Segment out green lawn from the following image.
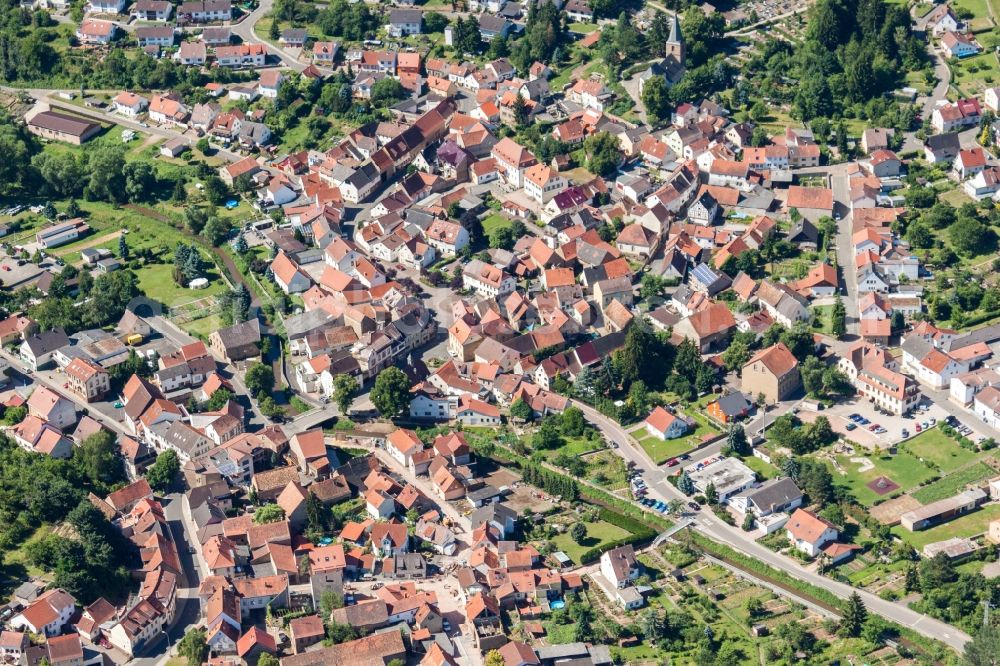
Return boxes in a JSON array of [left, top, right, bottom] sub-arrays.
[[829, 451, 938, 506], [182, 313, 226, 339], [136, 262, 227, 307], [903, 429, 981, 473], [482, 214, 512, 235], [630, 426, 693, 464], [568, 22, 599, 33], [950, 52, 1000, 98], [549, 520, 632, 564], [892, 503, 1000, 550], [743, 454, 781, 480], [911, 462, 995, 504], [811, 304, 835, 336], [630, 412, 721, 464]]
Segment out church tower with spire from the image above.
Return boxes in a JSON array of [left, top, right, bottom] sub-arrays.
[[665, 12, 684, 65]]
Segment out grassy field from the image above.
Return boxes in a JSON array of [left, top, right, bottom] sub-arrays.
[[892, 503, 1000, 549], [950, 52, 1000, 98], [549, 520, 632, 563], [903, 429, 981, 473], [568, 22, 599, 33], [911, 462, 995, 504], [630, 412, 721, 464], [136, 262, 227, 307], [829, 451, 938, 505]]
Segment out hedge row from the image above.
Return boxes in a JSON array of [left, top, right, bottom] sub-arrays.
[[576, 507, 660, 564], [598, 507, 657, 539]]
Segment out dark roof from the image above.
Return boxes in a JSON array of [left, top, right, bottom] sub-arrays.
[[787, 218, 818, 243], [28, 111, 100, 138], [925, 132, 960, 152]]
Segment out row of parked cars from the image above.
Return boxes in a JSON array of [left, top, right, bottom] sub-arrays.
[[846, 413, 887, 435]]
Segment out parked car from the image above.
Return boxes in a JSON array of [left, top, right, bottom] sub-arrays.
[[687, 502, 701, 511], [845, 423, 857, 431], [666, 458, 679, 467], [902, 429, 909, 438]]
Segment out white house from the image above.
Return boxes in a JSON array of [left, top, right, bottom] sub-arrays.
[[599, 545, 640, 588], [462, 259, 515, 298], [785, 508, 838, 558], [114, 92, 149, 117], [10, 589, 76, 637], [642, 406, 688, 441], [269, 252, 311, 294]]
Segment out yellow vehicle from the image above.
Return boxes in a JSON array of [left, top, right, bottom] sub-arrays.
[[126, 334, 144, 346]]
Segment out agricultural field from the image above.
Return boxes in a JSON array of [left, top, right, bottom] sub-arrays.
[[911, 462, 996, 504]]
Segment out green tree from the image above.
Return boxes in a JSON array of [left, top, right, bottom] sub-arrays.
[[950, 216, 996, 256], [509, 397, 534, 421], [146, 449, 179, 492], [560, 406, 586, 437], [831, 295, 846, 339], [583, 132, 622, 178], [370, 367, 410, 416], [485, 652, 505, 666], [370, 78, 406, 105], [254, 503, 285, 524], [570, 521, 587, 544], [726, 424, 750, 456], [704, 482, 718, 505], [245, 362, 275, 397], [178, 628, 208, 666], [963, 625, 1000, 666], [641, 76, 671, 124], [203, 216, 230, 246], [201, 175, 229, 206], [74, 430, 123, 490], [320, 589, 345, 617], [677, 471, 694, 495], [839, 592, 867, 637], [331, 374, 358, 415]]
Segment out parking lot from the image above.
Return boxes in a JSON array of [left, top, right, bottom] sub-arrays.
[[801, 394, 977, 450]]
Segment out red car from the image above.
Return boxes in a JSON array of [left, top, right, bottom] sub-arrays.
[[666, 458, 679, 467]]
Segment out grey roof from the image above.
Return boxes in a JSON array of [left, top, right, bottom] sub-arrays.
[[925, 132, 960, 152], [155, 420, 211, 457], [690, 263, 731, 293], [389, 8, 422, 23], [900, 335, 933, 361], [215, 319, 261, 350], [469, 502, 516, 527], [787, 218, 818, 244], [284, 309, 335, 340], [466, 485, 504, 502], [745, 477, 802, 513], [23, 328, 69, 356], [714, 391, 751, 417], [535, 644, 612, 665]]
